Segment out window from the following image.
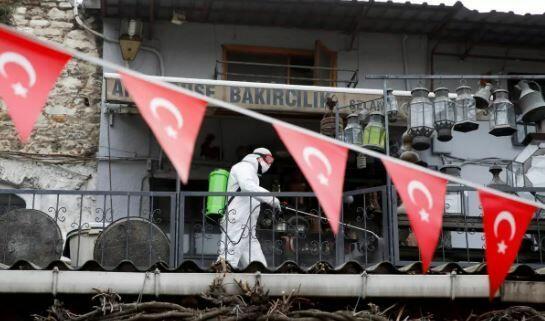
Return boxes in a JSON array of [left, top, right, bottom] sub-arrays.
[[220, 41, 338, 86]]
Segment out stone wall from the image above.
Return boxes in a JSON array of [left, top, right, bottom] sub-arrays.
[[0, 0, 101, 191], [0, 0, 102, 237]]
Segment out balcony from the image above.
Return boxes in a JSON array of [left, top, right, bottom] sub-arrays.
[[1, 186, 545, 270], [214, 60, 359, 88]]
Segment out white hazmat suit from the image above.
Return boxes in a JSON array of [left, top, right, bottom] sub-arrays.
[[218, 148, 280, 268]]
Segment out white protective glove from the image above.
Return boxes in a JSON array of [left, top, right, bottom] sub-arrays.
[[271, 197, 282, 211]]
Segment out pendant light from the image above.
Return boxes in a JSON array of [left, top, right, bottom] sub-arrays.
[[408, 87, 434, 150]]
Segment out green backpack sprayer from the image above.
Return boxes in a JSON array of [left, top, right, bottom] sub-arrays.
[[205, 169, 231, 220]]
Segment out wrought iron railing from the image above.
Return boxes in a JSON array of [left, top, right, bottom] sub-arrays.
[[214, 60, 359, 88], [394, 186, 545, 267], [0, 187, 387, 269], [2, 186, 545, 269]]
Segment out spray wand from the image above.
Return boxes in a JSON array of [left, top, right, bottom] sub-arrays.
[[280, 204, 382, 240]]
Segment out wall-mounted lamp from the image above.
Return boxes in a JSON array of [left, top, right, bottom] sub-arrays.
[[119, 19, 143, 61]]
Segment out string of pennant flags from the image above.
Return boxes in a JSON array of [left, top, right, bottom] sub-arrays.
[[0, 23, 542, 298]]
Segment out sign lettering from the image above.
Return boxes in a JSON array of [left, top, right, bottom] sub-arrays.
[[105, 75, 406, 119]]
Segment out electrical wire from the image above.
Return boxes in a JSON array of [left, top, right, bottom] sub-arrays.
[[73, 3, 165, 76]]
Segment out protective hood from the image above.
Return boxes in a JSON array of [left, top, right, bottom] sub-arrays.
[[241, 153, 270, 174]]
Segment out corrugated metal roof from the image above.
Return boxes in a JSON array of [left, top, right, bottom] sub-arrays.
[[94, 0, 545, 48], [4, 259, 545, 280]]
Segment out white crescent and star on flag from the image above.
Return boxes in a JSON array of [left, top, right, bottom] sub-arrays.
[[149, 97, 184, 139], [407, 180, 433, 223], [0, 51, 37, 98], [302, 146, 332, 186], [493, 210, 517, 255]]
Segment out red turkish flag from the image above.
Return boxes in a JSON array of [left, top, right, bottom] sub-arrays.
[[273, 124, 348, 234], [120, 73, 207, 183], [479, 190, 536, 299], [382, 159, 447, 272], [0, 26, 71, 142]]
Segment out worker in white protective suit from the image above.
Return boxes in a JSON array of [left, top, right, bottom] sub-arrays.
[[218, 147, 281, 268]]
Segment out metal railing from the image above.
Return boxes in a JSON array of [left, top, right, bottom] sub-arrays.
[[2, 185, 545, 269], [214, 60, 359, 88], [0, 187, 387, 269], [394, 186, 545, 267]]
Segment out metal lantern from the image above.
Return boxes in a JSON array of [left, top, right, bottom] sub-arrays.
[[453, 85, 478, 132], [320, 96, 343, 138], [515, 80, 545, 123], [487, 164, 509, 190], [356, 153, 367, 169], [474, 82, 494, 109], [362, 111, 386, 152], [344, 113, 363, 145], [433, 87, 456, 142], [386, 89, 399, 122], [119, 19, 143, 61], [489, 89, 516, 137], [399, 130, 420, 163], [408, 87, 434, 150]]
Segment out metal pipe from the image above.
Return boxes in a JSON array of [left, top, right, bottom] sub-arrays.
[[383, 80, 395, 262], [0, 270, 541, 302], [401, 35, 410, 90], [282, 205, 381, 239], [215, 71, 349, 85], [217, 60, 356, 72], [434, 52, 545, 64], [367, 74, 545, 80]]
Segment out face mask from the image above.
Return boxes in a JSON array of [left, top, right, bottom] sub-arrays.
[[258, 158, 271, 174]]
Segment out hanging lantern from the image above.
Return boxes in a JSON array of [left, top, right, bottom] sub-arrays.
[[356, 153, 367, 169], [358, 107, 369, 123], [407, 87, 434, 150], [516, 80, 545, 123], [362, 111, 386, 152], [320, 96, 343, 138], [487, 164, 510, 190], [474, 82, 494, 109], [489, 89, 516, 137], [453, 85, 478, 132], [433, 87, 456, 142], [386, 89, 399, 122], [344, 113, 363, 145], [399, 130, 420, 163]]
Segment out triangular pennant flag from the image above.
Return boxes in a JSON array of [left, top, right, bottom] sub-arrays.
[[0, 26, 71, 142], [273, 124, 348, 234], [382, 159, 447, 272], [478, 190, 536, 299], [120, 72, 207, 183]]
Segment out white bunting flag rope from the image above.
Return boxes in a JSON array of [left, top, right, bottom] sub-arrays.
[[4, 23, 545, 287]]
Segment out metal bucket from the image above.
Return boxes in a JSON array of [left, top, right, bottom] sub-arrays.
[[66, 222, 105, 267]]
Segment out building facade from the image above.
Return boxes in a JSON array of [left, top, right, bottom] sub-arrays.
[[2, 0, 545, 274]]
